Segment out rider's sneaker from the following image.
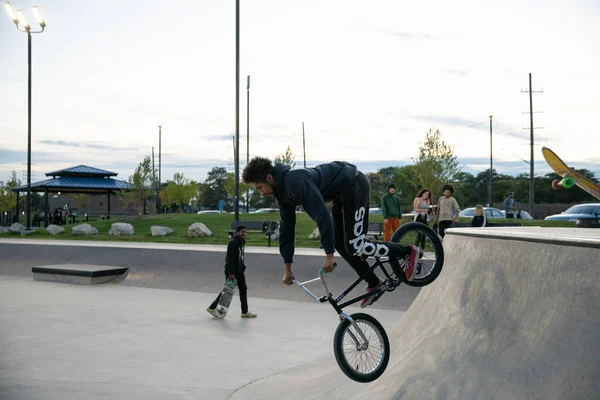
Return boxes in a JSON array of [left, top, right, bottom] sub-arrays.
[[360, 280, 383, 309], [241, 311, 257, 318], [206, 307, 221, 318], [403, 245, 419, 282]]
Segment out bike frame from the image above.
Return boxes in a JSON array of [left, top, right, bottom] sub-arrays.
[[294, 257, 399, 315]]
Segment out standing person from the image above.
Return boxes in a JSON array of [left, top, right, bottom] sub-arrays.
[[503, 192, 517, 219], [433, 184, 461, 238], [381, 184, 402, 242], [242, 157, 419, 309], [471, 205, 487, 227], [412, 189, 433, 225], [207, 225, 257, 319], [412, 188, 433, 248]]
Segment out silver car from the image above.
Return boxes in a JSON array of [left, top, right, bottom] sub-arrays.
[[544, 203, 600, 221], [459, 207, 506, 219]]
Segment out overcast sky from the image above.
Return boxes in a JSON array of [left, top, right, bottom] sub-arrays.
[[1, 0, 598, 186]]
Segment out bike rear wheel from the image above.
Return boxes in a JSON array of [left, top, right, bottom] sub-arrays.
[[333, 313, 390, 383], [391, 222, 444, 287]]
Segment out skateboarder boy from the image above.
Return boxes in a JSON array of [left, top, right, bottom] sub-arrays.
[[207, 225, 257, 318]]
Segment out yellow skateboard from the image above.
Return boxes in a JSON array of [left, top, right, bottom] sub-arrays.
[[541, 147, 600, 200]]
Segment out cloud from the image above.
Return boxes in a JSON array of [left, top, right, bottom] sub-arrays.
[[445, 68, 468, 77], [205, 134, 234, 141], [38, 140, 135, 151], [366, 27, 435, 40]]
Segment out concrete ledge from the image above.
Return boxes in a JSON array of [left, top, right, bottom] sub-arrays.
[[446, 227, 600, 249], [32, 264, 129, 285]]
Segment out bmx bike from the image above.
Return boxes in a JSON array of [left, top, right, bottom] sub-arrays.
[[293, 222, 444, 383]]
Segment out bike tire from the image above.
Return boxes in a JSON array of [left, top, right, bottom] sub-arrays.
[[391, 222, 444, 287], [333, 312, 390, 383]]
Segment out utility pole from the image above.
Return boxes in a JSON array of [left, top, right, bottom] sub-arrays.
[[302, 122, 306, 168], [521, 73, 543, 218], [488, 115, 493, 207], [246, 75, 250, 213], [152, 146, 156, 211], [234, 0, 240, 221], [158, 125, 162, 213]]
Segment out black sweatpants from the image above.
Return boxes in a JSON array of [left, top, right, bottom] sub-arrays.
[[209, 270, 248, 314], [332, 172, 408, 288], [438, 220, 453, 238]]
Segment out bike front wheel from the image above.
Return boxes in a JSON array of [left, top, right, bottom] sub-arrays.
[[391, 222, 444, 287], [333, 313, 390, 383]]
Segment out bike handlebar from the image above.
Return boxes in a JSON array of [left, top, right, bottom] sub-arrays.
[[318, 262, 337, 276]]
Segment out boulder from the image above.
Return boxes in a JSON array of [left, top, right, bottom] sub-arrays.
[[72, 223, 99, 236], [109, 222, 134, 235], [151, 226, 174, 237], [46, 225, 65, 236], [188, 222, 213, 237], [309, 227, 320, 239], [10, 223, 25, 233]]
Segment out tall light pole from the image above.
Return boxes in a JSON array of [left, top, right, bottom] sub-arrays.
[[488, 115, 493, 207], [234, 0, 240, 221], [4, 2, 46, 231], [158, 125, 162, 213], [246, 74, 250, 213]]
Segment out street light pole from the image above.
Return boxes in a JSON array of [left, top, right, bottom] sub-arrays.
[[234, 0, 240, 221], [489, 115, 493, 207], [4, 3, 45, 231], [246, 74, 250, 213]]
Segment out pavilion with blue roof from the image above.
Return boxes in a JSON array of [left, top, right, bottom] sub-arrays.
[[12, 165, 133, 227]]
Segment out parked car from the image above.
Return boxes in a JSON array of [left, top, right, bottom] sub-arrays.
[[544, 203, 600, 221], [369, 207, 382, 215], [197, 210, 226, 214], [459, 207, 506, 220], [254, 208, 279, 213]]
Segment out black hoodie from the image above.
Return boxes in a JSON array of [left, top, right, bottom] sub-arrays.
[[273, 161, 358, 263]]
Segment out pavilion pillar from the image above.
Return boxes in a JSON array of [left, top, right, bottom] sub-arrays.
[[44, 190, 49, 228], [107, 192, 111, 219], [15, 192, 20, 223]]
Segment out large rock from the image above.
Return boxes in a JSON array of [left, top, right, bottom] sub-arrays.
[[46, 225, 65, 236], [72, 223, 99, 236], [188, 222, 212, 237], [308, 227, 320, 239], [151, 226, 174, 237], [109, 222, 134, 236], [10, 223, 25, 233]]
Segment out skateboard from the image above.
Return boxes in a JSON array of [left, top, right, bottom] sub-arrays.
[[215, 278, 237, 318], [541, 147, 600, 200]]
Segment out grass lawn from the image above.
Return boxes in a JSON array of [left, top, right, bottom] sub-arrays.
[[1, 212, 577, 248]]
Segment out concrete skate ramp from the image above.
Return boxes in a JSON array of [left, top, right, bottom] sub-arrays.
[[231, 228, 600, 400]]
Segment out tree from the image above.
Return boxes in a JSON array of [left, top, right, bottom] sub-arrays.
[[71, 193, 89, 214], [203, 167, 228, 210], [160, 173, 198, 212], [224, 172, 252, 209], [0, 171, 21, 212], [413, 129, 460, 199], [124, 156, 154, 214], [274, 146, 296, 169]]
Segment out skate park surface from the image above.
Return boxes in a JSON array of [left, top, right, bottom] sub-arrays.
[[0, 227, 599, 399]]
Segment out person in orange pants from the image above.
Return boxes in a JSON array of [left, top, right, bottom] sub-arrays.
[[381, 184, 402, 242]]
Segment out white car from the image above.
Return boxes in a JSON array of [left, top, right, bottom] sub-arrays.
[[459, 207, 506, 220]]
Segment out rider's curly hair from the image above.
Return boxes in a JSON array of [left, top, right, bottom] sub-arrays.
[[242, 156, 274, 184]]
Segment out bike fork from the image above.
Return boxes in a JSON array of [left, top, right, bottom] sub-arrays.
[[339, 312, 369, 350]]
